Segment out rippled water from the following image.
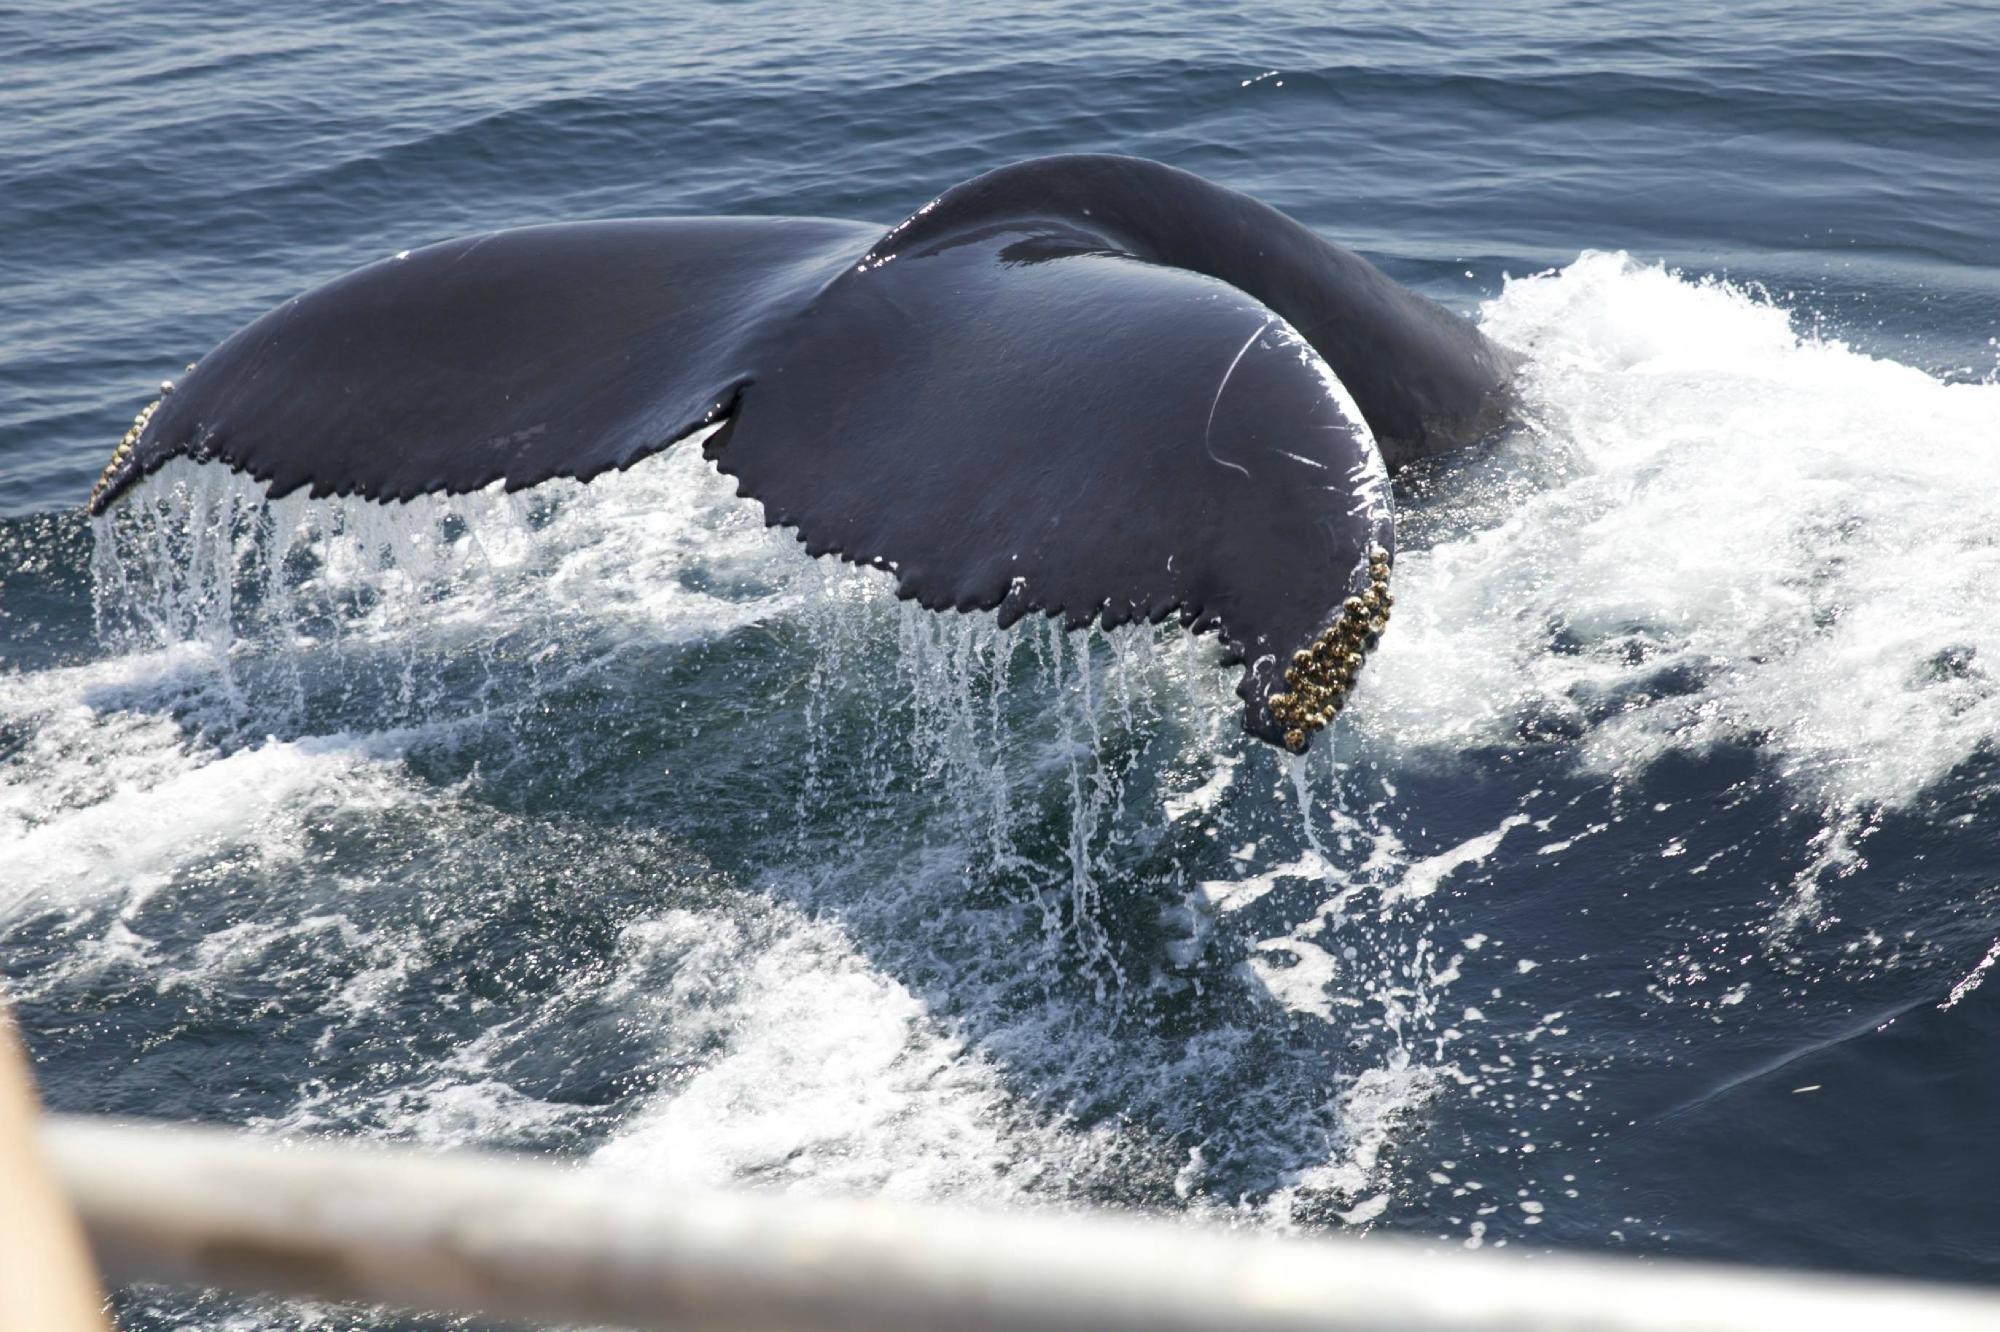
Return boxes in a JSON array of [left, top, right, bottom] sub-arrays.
[[3, 3, 1998, 1326]]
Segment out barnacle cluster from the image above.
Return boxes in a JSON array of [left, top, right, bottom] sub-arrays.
[[1269, 545, 1392, 752], [88, 376, 178, 513]]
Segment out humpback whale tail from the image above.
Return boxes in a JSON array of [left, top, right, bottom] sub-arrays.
[[87, 155, 1513, 751]]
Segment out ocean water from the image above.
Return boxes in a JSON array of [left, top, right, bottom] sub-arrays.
[[3, 1, 1998, 1325]]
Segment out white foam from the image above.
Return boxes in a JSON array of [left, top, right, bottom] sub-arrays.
[[1198, 850, 1327, 915], [1361, 251, 2000, 810], [590, 903, 1100, 1203], [1383, 816, 1529, 907], [0, 652, 416, 928], [1941, 936, 2000, 1011], [1261, 1056, 1440, 1232], [1164, 752, 1241, 823]]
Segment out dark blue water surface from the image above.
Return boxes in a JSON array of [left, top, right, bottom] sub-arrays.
[[4, 3, 1999, 1326]]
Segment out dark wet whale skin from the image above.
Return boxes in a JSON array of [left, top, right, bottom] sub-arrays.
[[90, 155, 1514, 749], [865, 157, 1515, 467]]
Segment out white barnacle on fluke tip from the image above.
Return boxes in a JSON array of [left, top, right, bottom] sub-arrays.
[[1267, 545, 1394, 752]]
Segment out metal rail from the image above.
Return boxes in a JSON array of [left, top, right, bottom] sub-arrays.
[[41, 1116, 2000, 1332]]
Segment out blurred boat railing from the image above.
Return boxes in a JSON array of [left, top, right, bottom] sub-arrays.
[[41, 1115, 2000, 1332]]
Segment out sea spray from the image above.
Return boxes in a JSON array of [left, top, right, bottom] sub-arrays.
[[69, 406, 1494, 1237], [1376, 252, 2000, 816], [91, 453, 1237, 975]]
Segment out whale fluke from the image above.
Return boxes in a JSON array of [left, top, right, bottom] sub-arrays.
[[88, 155, 1513, 750]]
